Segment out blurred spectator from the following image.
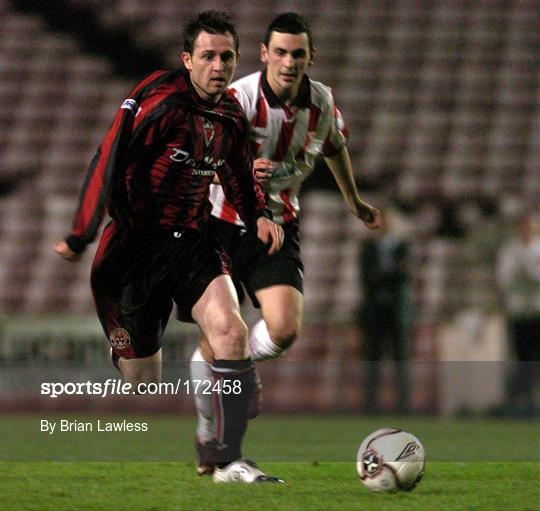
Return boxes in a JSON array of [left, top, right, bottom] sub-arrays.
[[436, 199, 466, 238], [496, 211, 540, 417], [357, 206, 413, 414], [0, 171, 34, 196]]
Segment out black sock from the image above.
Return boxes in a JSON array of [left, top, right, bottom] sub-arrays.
[[210, 359, 255, 465]]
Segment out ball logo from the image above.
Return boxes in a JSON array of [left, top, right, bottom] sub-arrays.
[[362, 450, 382, 476], [396, 441, 419, 461], [109, 328, 131, 350]]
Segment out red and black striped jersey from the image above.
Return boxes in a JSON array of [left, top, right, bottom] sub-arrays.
[[210, 71, 348, 226], [66, 69, 268, 253]]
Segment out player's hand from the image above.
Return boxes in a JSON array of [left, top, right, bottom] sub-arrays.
[[254, 158, 274, 184], [256, 217, 284, 254], [356, 204, 383, 230], [54, 240, 81, 262]]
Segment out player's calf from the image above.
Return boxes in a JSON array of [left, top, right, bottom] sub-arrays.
[[210, 359, 256, 464]]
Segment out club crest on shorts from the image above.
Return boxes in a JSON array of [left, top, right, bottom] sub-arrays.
[[109, 328, 131, 350]]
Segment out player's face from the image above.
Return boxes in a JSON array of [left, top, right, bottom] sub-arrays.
[[261, 31, 312, 101], [182, 31, 238, 103]]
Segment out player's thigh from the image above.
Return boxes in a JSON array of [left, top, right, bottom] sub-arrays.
[[256, 285, 304, 338], [191, 274, 247, 357], [92, 256, 171, 360], [245, 226, 304, 337], [112, 286, 171, 358]]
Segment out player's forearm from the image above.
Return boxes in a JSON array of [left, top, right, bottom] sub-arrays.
[[324, 147, 370, 214]]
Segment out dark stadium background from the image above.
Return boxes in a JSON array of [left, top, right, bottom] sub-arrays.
[[1, 0, 538, 432]]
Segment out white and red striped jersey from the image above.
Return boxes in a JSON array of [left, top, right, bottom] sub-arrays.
[[210, 71, 348, 225]]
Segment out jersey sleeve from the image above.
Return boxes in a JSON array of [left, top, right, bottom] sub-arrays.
[[320, 92, 349, 157], [65, 71, 169, 253], [65, 101, 139, 253]]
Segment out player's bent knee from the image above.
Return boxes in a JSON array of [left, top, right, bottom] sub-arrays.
[[209, 315, 248, 359], [222, 317, 248, 344], [268, 326, 298, 351]]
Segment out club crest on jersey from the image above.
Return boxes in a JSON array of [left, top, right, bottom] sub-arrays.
[[203, 119, 215, 147], [109, 328, 131, 350]]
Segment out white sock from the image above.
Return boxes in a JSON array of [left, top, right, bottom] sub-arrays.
[[190, 347, 215, 442], [248, 319, 285, 362]]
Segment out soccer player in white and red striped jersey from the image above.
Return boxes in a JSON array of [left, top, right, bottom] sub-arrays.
[[191, 12, 382, 475]]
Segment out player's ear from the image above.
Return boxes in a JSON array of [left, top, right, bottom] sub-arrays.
[[308, 47, 315, 66], [260, 43, 268, 64], [182, 52, 192, 71]]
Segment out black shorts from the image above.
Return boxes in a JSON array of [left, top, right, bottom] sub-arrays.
[[208, 216, 304, 308], [91, 222, 229, 359]]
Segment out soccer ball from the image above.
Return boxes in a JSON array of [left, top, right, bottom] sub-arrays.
[[356, 428, 426, 492]]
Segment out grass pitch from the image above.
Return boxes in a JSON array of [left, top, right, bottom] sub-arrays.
[[1, 414, 539, 510]]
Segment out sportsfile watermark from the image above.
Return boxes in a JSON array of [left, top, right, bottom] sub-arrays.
[[1, 361, 538, 462], [40, 378, 242, 399]]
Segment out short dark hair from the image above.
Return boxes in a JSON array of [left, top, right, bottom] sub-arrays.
[[183, 11, 239, 54], [263, 12, 314, 53]]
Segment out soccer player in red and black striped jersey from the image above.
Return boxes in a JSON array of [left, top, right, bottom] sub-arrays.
[[190, 12, 383, 475], [55, 11, 284, 483]]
